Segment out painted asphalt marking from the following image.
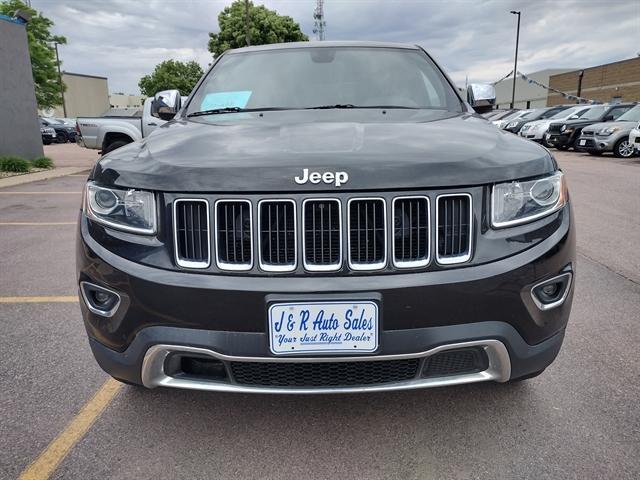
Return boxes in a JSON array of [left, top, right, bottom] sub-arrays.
[[0, 296, 78, 303], [0, 222, 76, 226], [0, 191, 82, 195], [17, 378, 123, 480]]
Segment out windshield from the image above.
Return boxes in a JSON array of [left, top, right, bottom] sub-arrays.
[[617, 105, 640, 122], [580, 106, 607, 120], [550, 107, 580, 120], [187, 47, 462, 115]]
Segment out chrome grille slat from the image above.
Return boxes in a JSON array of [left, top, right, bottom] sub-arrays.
[[259, 199, 296, 272], [215, 200, 253, 270], [173, 199, 210, 269], [436, 194, 472, 265], [393, 196, 430, 268], [173, 193, 473, 272], [303, 199, 341, 271], [348, 198, 386, 270]]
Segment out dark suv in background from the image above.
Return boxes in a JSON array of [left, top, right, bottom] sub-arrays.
[[546, 103, 635, 150], [503, 105, 572, 134], [39, 117, 77, 143], [77, 42, 575, 394]]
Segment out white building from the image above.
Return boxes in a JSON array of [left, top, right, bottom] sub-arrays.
[[494, 68, 577, 109]]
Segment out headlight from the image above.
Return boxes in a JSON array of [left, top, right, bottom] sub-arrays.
[[521, 124, 530, 131], [84, 182, 156, 234], [506, 121, 518, 129], [597, 126, 620, 136], [491, 171, 568, 228]]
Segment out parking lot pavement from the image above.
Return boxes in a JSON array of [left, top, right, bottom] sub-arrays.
[[43, 143, 99, 169], [1, 152, 639, 479]]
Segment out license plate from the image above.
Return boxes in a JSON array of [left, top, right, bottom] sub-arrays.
[[268, 301, 378, 355], [579, 139, 586, 146]]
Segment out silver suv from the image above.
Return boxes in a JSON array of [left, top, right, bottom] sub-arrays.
[[576, 105, 640, 158]]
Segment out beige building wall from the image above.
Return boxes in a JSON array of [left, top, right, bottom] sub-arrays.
[[547, 58, 640, 106], [48, 72, 110, 118], [109, 94, 145, 109], [494, 68, 577, 109]]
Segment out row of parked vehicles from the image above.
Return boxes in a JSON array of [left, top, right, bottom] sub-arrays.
[[485, 103, 640, 158], [39, 117, 77, 144]]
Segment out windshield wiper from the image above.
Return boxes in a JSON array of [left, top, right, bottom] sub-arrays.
[[187, 107, 292, 117], [306, 104, 421, 110], [307, 104, 357, 110]]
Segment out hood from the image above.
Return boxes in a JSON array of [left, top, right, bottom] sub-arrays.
[[93, 109, 556, 193], [582, 120, 636, 133]]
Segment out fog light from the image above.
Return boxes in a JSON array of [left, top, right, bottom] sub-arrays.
[[531, 272, 572, 311], [80, 281, 121, 317]]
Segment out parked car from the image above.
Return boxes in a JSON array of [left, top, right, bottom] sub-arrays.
[[493, 109, 532, 129], [77, 42, 575, 394], [40, 117, 76, 143], [54, 117, 77, 127], [629, 121, 640, 155], [76, 96, 186, 154], [575, 105, 640, 157], [482, 109, 509, 119], [486, 108, 518, 122], [40, 125, 56, 145], [519, 106, 593, 145], [504, 105, 572, 134], [546, 103, 635, 150]]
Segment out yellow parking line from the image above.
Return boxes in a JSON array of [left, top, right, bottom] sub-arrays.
[[0, 191, 82, 195], [18, 378, 123, 480], [0, 222, 76, 226], [0, 296, 78, 303]]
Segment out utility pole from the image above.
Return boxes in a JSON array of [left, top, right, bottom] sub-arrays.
[[510, 10, 521, 109], [313, 0, 326, 41], [576, 70, 584, 103], [53, 41, 67, 117], [244, 0, 251, 46]]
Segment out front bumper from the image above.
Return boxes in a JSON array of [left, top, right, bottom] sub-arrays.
[[546, 132, 575, 148], [575, 135, 616, 152], [77, 202, 575, 392]]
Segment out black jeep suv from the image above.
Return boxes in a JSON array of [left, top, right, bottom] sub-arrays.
[[546, 103, 634, 150], [77, 42, 575, 394]]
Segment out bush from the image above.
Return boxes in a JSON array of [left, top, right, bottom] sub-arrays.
[[0, 156, 31, 173], [31, 156, 54, 169]]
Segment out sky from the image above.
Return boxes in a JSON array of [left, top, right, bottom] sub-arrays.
[[29, 0, 640, 95]]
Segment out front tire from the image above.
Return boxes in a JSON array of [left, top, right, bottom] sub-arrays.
[[56, 131, 68, 143], [103, 139, 130, 154], [614, 138, 634, 158]]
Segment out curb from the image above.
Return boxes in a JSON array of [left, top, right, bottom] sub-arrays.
[[0, 167, 90, 189]]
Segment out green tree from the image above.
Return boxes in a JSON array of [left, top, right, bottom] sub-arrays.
[[0, 0, 66, 109], [208, 0, 308, 57], [138, 60, 204, 96]]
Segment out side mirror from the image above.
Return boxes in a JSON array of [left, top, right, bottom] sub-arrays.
[[467, 84, 496, 114], [151, 89, 181, 121], [603, 114, 614, 122], [569, 115, 579, 120]]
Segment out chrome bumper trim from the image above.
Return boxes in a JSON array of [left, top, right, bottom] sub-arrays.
[[141, 339, 511, 394]]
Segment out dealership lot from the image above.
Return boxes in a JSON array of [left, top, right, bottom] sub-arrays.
[[0, 151, 638, 479]]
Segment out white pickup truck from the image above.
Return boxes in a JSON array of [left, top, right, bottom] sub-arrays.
[[76, 95, 186, 153]]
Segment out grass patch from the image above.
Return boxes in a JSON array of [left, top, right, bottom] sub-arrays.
[[31, 156, 54, 169], [0, 156, 31, 173]]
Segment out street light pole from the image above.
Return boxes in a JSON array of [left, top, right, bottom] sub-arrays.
[[510, 10, 521, 109], [244, 0, 251, 46], [53, 41, 67, 117]]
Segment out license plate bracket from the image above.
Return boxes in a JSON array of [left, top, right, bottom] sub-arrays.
[[268, 301, 379, 355]]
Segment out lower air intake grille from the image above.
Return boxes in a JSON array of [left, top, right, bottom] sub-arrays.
[[303, 199, 341, 270], [349, 198, 386, 269], [230, 359, 419, 387], [259, 200, 296, 271], [216, 200, 252, 270], [174, 199, 210, 268], [422, 348, 488, 378], [393, 196, 430, 267], [437, 194, 472, 264]]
